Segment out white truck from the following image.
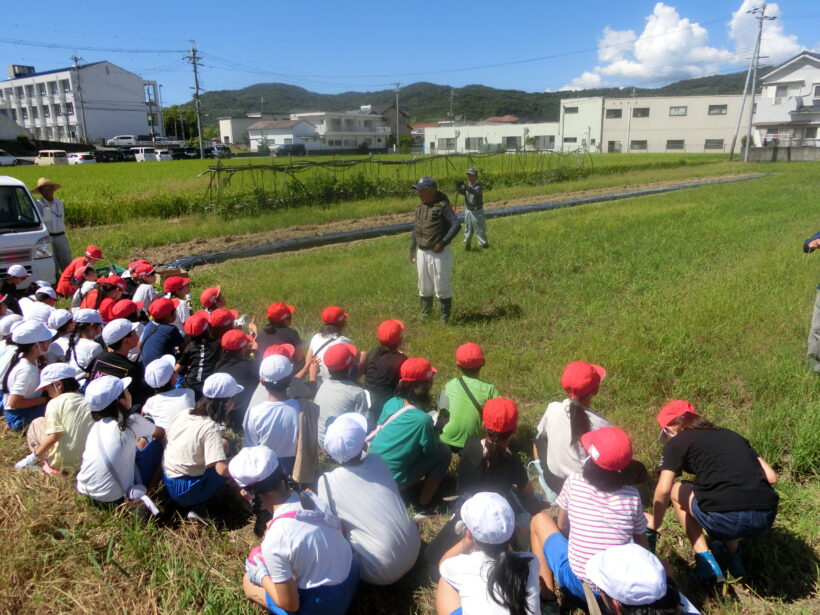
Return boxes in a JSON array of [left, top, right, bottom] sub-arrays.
[[0, 176, 56, 285]]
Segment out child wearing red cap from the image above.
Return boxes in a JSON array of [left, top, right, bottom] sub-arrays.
[[139, 298, 185, 369], [80, 276, 125, 322], [69, 264, 98, 308], [439, 342, 500, 452], [163, 276, 192, 333], [363, 319, 407, 418], [314, 343, 372, 441], [256, 302, 305, 373], [295, 306, 357, 387], [176, 311, 220, 399], [530, 427, 650, 609], [215, 329, 257, 430], [648, 401, 778, 584], [55, 245, 103, 297], [532, 361, 610, 501], [131, 263, 162, 312], [200, 286, 225, 312]]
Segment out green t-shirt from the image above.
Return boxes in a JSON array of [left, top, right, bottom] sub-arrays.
[[44, 392, 94, 471], [439, 376, 500, 448], [370, 396, 438, 486]]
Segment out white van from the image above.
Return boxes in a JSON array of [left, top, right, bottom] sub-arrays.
[[131, 147, 157, 162], [0, 176, 57, 285], [106, 135, 137, 146], [34, 150, 69, 166]]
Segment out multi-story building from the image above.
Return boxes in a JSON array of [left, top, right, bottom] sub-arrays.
[[423, 120, 559, 154], [291, 106, 391, 150], [0, 62, 159, 144], [218, 112, 290, 146]]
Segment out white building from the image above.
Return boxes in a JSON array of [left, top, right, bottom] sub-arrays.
[[247, 119, 318, 151], [219, 112, 290, 146], [753, 51, 820, 147], [0, 62, 159, 144], [291, 107, 390, 150], [423, 121, 559, 154]]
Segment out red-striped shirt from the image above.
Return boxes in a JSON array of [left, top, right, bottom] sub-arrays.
[[556, 473, 646, 586]]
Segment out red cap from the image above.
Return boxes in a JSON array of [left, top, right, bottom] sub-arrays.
[[321, 305, 348, 325], [128, 258, 149, 271], [263, 343, 295, 360], [133, 263, 155, 279], [163, 276, 189, 294], [221, 329, 253, 351], [200, 286, 222, 308], [455, 342, 485, 369], [0, 293, 7, 303], [111, 299, 141, 319], [377, 319, 405, 346], [85, 245, 102, 260], [323, 343, 356, 371], [73, 264, 93, 282], [184, 312, 210, 337], [148, 297, 175, 320], [266, 302, 295, 323], [657, 400, 697, 429], [400, 357, 437, 382], [483, 397, 518, 433], [561, 361, 606, 399], [209, 307, 238, 328], [581, 427, 633, 471], [105, 275, 126, 291]]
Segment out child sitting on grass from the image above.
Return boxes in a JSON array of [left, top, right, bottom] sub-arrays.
[[363, 319, 407, 419]]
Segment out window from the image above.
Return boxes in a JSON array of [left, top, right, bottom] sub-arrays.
[[10, 109, 16, 121], [804, 127, 817, 139], [15, 86, 23, 98], [704, 139, 724, 150], [48, 82, 56, 95], [465, 137, 482, 151], [25, 85, 34, 97], [330, 119, 341, 130], [21, 108, 28, 120], [708, 105, 727, 115], [65, 102, 74, 115], [563, 137, 577, 143], [669, 106, 687, 116], [533, 135, 555, 149], [666, 139, 684, 150], [60, 79, 70, 92], [43, 106, 49, 118], [284, 138, 292, 144], [53, 104, 61, 116], [504, 136, 521, 149], [30, 107, 38, 119], [630, 140, 648, 150], [632, 107, 650, 118], [38, 83, 46, 95], [607, 141, 622, 153], [605, 109, 622, 119], [437, 137, 455, 150], [564, 106, 579, 114], [813, 85, 820, 98]]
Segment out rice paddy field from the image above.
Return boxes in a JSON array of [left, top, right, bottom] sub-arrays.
[[0, 154, 817, 614]]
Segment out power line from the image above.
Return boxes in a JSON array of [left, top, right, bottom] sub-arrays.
[[0, 35, 185, 53]]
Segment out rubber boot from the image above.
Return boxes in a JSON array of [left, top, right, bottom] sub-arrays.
[[439, 298, 452, 324], [419, 296, 433, 320], [694, 551, 726, 584]]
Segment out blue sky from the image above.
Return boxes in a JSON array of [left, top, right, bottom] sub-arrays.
[[2, 1, 818, 105]]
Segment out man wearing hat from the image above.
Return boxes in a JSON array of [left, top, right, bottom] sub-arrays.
[[32, 178, 71, 272], [455, 168, 488, 251], [410, 177, 461, 323], [804, 230, 820, 373]]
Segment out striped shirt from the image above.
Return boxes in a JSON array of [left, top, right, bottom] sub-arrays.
[[556, 472, 646, 587]]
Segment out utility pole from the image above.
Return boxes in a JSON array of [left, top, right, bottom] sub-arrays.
[[728, 51, 754, 161], [186, 40, 205, 159], [178, 108, 186, 141], [393, 81, 400, 154], [260, 96, 264, 115], [743, 4, 775, 162], [70, 55, 87, 144], [145, 85, 156, 143], [448, 88, 455, 121]]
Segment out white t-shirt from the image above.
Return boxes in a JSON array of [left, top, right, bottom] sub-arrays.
[[68, 338, 103, 374], [316, 454, 420, 585], [314, 378, 371, 446], [162, 411, 226, 478], [76, 414, 156, 502], [261, 492, 353, 589], [142, 388, 195, 430], [20, 300, 54, 323], [132, 284, 161, 313], [536, 399, 610, 479], [48, 335, 70, 364], [308, 333, 353, 384], [172, 299, 192, 334], [3, 356, 40, 409], [440, 550, 540, 615], [244, 399, 300, 457], [127, 322, 146, 362]]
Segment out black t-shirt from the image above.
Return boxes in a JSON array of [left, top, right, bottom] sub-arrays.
[[178, 340, 220, 394], [216, 356, 257, 413], [256, 326, 304, 372], [364, 346, 406, 414], [89, 351, 151, 406], [658, 428, 778, 512], [457, 437, 529, 507]]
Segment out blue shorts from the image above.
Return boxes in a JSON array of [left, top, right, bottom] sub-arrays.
[[542, 533, 589, 608], [265, 558, 360, 615], [162, 467, 227, 508], [690, 498, 777, 541], [135, 439, 163, 485], [4, 402, 47, 432]]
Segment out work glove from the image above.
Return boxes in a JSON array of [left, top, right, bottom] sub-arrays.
[[14, 453, 40, 470], [245, 546, 270, 586]]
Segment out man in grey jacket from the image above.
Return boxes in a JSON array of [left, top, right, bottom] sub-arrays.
[[456, 167, 488, 250]]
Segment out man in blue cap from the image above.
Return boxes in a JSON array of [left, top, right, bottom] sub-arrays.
[[409, 177, 460, 323]]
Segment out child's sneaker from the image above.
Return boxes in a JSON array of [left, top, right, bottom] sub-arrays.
[[694, 550, 726, 584], [527, 460, 558, 504]]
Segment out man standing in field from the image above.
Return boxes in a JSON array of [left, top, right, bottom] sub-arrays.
[[32, 178, 71, 273], [804, 230, 820, 373], [456, 167, 488, 250], [409, 177, 460, 324]]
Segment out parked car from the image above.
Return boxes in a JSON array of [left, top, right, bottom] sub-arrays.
[[68, 152, 97, 165], [153, 136, 171, 143], [34, 150, 68, 166], [155, 149, 173, 161], [94, 149, 123, 163], [117, 147, 136, 162], [0, 150, 18, 166], [130, 147, 157, 162], [170, 147, 201, 160], [204, 145, 233, 159], [106, 135, 137, 146], [273, 143, 307, 157]]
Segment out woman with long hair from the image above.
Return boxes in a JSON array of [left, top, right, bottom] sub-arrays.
[[436, 491, 539, 615], [1, 321, 54, 431]]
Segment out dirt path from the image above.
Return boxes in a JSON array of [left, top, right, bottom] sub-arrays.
[[141, 174, 759, 265]]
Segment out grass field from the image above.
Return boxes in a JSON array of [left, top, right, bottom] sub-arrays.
[[1, 159, 818, 614]]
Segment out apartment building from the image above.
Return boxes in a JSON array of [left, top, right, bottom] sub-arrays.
[[423, 120, 559, 154], [218, 112, 290, 146], [0, 62, 158, 143], [291, 106, 390, 150]]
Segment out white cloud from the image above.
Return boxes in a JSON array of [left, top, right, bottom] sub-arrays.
[[559, 1, 807, 91]]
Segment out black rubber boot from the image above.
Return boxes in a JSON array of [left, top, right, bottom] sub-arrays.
[[420, 296, 434, 320], [439, 298, 452, 324]]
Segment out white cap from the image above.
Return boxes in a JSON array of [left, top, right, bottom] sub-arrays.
[[585, 543, 667, 606], [259, 354, 293, 383], [84, 375, 132, 411], [7, 264, 29, 278], [47, 308, 73, 330], [460, 492, 515, 545], [36, 286, 57, 299], [0, 313, 23, 337], [102, 318, 139, 346], [323, 412, 368, 463], [80, 280, 96, 295], [202, 372, 244, 399], [145, 354, 176, 389], [229, 445, 280, 488], [35, 280, 52, 289], [38, 363, 83, 390], [25, 302, 54, 323], [11, 321, 56, 344], [74, 308, 104, 324]]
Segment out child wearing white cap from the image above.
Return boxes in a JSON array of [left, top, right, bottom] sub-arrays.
[[436, 491, 539, 615], [1, 321, 54, 431], [141, 354, 195, 438], [65, 309, 104, 380], [316, 412, 420, 586], [230, 445, 359, 615], [14, 363, 92, 474], [89, 318, 151, 407], [45, 309, 74, 364], [161, 373, 241, 515], [76, 376, 162, 507]]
